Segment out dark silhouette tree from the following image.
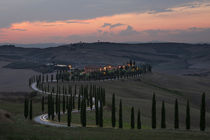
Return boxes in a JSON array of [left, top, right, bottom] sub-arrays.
[[161, 100, 166, 128], [95, 96, 99, 125], [58, 96, 61, 122], [41, 96, 45, 113], [47, 95, 51, 119], [137, 109, 141, 129], [119, 99, 123, 128], [200, 93, 206, 131], [152, 93, 156, 129], [67, 98, 72, 127], [112, 93, 116, 128], [131, 106, 135, 129], [29, 99, 33, 120], [63, 95, 66, 113], [24, 97, 29, 119], [78, 93, 81, 110], [51, 97, 54, 120], [174, 99, 179, 129], [82, 99, 86, 127], [99, 101, 103, 127], [186, 100, 190, 130]]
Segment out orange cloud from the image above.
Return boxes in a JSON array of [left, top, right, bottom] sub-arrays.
[[1, 1, 210, 43]]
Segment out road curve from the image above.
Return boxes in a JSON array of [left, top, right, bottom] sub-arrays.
[[31, 82, 95, 127]]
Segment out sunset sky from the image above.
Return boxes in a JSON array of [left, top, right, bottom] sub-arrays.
[[0, 0, 210, 44]]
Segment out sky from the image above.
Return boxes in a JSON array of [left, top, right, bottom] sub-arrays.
[[0, 0, 210, 44]]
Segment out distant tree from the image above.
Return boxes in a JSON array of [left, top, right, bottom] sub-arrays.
[[82, 99, 86, 127], [78, 93, 81, 110], [72, 96, 75, 109], [56, 94, 58, 114], [29, 99, 33, 120], [24, 97, 29, 119], [63, 95, 66, 113], [90, 92, 93, 110], [51, 74, 53, 82], [67, 98, 72, 127], [174, 99, 179, 129], [131, 106, 135, 129], [103, 88, 106, 106], [99, 101, 103, 127], [74, 85, 77, 96], [161, 100, 166, 128], [137, 109, 141, 129], [112, 93, 116, 128], [119, 99, 123, 128], [186, 100, 190, 130], [95, 96, 99, 125], [41, 96, 45, 113], [51, 97, 54, 120], [58, 96, 61, 122], [152, 93, 156, 129], [200, 93, 206, 131], [48, 95, 51, 119]]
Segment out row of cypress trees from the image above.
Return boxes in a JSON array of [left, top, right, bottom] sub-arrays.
[[25, 90, 206, 131], [151, 93, 206, 131], [111, 94, 141, 129]]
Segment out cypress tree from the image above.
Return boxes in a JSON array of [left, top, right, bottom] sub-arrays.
[[186, 100, 190, 130], [119, 99, 123, 128], [72, 96, 75, 109], [24, 97, 29, 119], [67, 98, 72, 127], [74, 85, 77, 96], [99, 101, 103, 127], [103, 88, 106, 106], [48, 95, 51, 119], [82, 99, 86, 127], [131, 106, 135, 129], [41, 96, 45, 113], [137, 109, 141, 129], [90, 92, 93, 110], [58, 96, 61, 122], [51, 97, 54, 120], [152, 93, 156, 129], [29, 99, 33, 120], [66, 96, 69, 110], [174, 99, 179, 129], [63, 95, 66, 113], [78, 93, 81, 110], [56, 94, 58, 114], [95, 96, 99, 125], [161, 100, 166, 128], [80, 96, 83, 125], [200, 93, 206, 131], [112, 93, 116, 128]]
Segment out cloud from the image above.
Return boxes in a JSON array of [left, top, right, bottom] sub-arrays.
[[119, 25, 138, 35], [48, 27, 210, 43], [101, 23, 125, 29], [0, 0, 202, 28], [101, 23, 112, 28], [11, 28, 27, 31], [65, 20, 89, 24]]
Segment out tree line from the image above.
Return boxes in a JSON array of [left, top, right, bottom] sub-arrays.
[[24, 90, 207, 131]]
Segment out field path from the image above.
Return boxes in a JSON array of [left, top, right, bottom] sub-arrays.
[[31, 82, 95, 127]]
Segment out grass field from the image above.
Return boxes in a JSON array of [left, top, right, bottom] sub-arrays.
[[0, 72, 210, 140]]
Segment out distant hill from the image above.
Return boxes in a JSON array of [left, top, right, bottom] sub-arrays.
[[0, 42, 210, 75], [0, 43, 63, 48]]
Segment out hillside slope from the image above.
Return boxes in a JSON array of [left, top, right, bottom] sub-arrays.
[[0, 43, 210, 75]]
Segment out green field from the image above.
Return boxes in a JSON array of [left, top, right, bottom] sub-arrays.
[[0, 72, 210, 140]]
